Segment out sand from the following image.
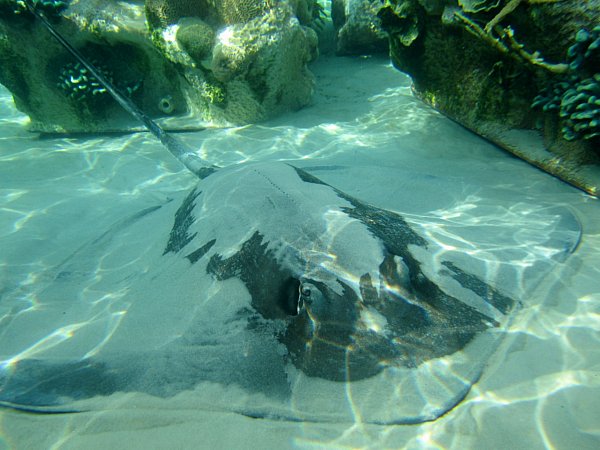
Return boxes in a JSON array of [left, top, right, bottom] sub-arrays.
[[0, 54, 599, 449]]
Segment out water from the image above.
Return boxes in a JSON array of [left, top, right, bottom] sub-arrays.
[[1, 53, 599, 448]]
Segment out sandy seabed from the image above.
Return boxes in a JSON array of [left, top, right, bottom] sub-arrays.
[[0, 55, 599, 449]]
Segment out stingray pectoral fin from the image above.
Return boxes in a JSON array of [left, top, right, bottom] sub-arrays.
[[0, 358, 120, 411], [0, 400, 83, 415]]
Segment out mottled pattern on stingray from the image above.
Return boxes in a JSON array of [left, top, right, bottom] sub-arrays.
[[186, 238, 216, 264], [294, 163, 511, 328], [186, 239, 217, 264], [339, 195, 509, 327], [440, 261, 514, 314], [284, 165, 513, 380], [163, 187, 201, 254], [0, 158, 581, 423], [207, 231, 301, 320], [196, 165, 511, 382], [282, 278, 399, 381], [362, 253, 493, 357], [290, 165, 328, 185], [0, 359, 119, 408], [281, 252, 499, 381]]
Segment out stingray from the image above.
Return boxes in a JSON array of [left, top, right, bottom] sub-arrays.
[[0, 2, 582, 424]]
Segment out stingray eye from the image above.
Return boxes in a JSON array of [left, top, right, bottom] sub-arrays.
[[295, 283, 313, 315], [300, 285, 311, 298]]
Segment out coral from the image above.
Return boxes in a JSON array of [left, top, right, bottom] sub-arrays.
[[289, 0, 325, 27], [58, 61, 110, 102], [57, 61, 140, 105], [176, 17, 215, 63], [458, 0, 500, 13], [30, 0, 69, 14], [452, 0, 570, 73], [453, 10, 568, 74], [200, 81, 225, 104], [377, 0, 420, 47], [8, 0, 69, 17], [455, 0, 563, 32], [416, 0, 447, 15], [533, 26, 600, 142], [559, 75, 600, 141], [208, 0, 273, 25], [532, 78, 570, 112], [533, 74, 600, 141], [307, 0, 327, 28], [483, 0, 561, 33], [145, 0, 205, 29], [567, 27, 600, 72], [145, 0, 279, 29]]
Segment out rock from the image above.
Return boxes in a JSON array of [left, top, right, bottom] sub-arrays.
[[209, 6, 317, 123], [176, 18, 215, 64], [377, 0, 600, 196], [0, 0, 185, 133], [150, 1, 317, 124], [145, 0, 207, 29], [377, 0, 421, 47], [331, 0, 388, 55], [0, 0, 317, 132]]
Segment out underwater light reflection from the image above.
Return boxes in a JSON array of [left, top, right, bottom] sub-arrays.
[[0, 189, 27, 204], [0, 283, 40, 323], [182, 80, 439, 168], [82, 309, 128, 359], [119, 172, 178, 197], [1, 321, 88, 369], [320, 123, 342, 134], [1, 297, 129, 368], [0, 48, 595, 445], [1, 207, 37, 232], [0, 113, 28, 130]]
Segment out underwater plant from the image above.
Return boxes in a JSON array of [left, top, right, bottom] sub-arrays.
[[458, 0, 501, 13], [452, 9, 568, 74], [567, 27, 600, 72], [309, 0, 327, 28], [558, 75, 600, 141], [532, 26, 600, 142], [377, 0, 421, 47]]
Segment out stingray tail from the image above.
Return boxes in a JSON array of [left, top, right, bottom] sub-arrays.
[[24, 0, 216, 179]]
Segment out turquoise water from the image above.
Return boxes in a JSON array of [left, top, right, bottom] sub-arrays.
[[1, 54, 599, 448]]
